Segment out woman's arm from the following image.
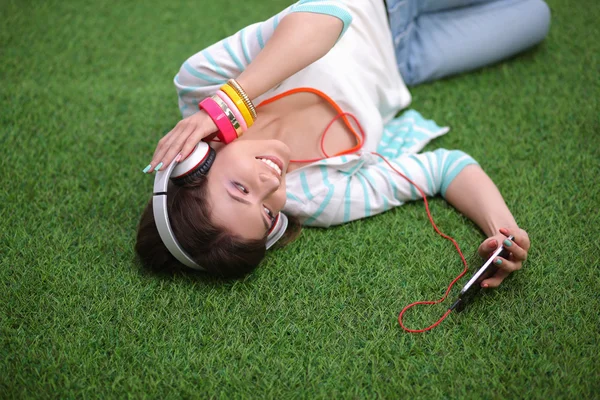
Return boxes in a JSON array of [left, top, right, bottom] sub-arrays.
[[175, 0, 351, 116], [148, 5, 350, 171], [236, 12, 344, 100], [444, 165, 530, 288], [284, 148, 479, 227], [284, 146, 529, 288], [444, 164, 518, 237]]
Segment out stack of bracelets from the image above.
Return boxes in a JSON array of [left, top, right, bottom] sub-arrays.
[[199, 79, 257, 144]]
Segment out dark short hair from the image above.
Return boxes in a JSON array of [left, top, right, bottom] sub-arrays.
[[135, 175, 266, 278], [135, 175, 301, 279]]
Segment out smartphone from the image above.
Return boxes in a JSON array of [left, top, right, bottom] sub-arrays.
[[455, 235, 514, 310]]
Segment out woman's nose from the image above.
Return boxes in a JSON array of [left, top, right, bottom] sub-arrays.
[[258, 172, 280, 193]]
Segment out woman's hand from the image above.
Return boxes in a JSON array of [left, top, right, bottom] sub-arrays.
[[143, 110, 217, 173], [477, 227, 531, 288]]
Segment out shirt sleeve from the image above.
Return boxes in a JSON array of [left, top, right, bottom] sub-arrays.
[[285, 149, 479, 227], [173, 0, 353, 118]]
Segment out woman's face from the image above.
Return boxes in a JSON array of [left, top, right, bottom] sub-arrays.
[[205, 139, 291, 240]]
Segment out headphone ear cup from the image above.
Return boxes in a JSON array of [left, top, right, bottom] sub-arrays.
[[171, 147, 216, 186], [266, 213, 288, 250]]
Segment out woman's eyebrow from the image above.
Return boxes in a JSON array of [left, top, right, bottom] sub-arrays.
[[227, 191, 250, 205], [226, 191, 270, 230]]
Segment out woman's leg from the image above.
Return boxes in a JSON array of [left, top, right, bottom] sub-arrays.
[[389, 0, 551, 86]]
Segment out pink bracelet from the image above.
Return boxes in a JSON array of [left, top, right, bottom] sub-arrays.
[[216, 90, 247, 134], [199, 97, 238, 144]]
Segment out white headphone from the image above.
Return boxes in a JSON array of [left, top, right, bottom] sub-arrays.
[[152, 142, 288, 270]]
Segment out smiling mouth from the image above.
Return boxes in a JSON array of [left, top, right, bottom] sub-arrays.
[[256, 156, 283, 176]]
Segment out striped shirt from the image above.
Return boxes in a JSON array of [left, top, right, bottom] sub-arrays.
[[174, 0, 479, 227]]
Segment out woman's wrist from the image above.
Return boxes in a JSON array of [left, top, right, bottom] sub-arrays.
[[220, 81, 255, 127], [486, 220, 520, 238], [474, 203, 519, 237], [197, 80, 257, 145]]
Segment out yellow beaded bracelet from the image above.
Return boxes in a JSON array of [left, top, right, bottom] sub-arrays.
[[220, 84, 254, 128]]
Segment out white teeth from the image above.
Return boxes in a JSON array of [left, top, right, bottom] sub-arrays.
[[258, 158, 282, 176]]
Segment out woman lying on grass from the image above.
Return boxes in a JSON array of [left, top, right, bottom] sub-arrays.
[[136, 0, 548, 281]]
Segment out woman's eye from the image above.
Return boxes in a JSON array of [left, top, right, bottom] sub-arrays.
[[234, 182, 248, 194]]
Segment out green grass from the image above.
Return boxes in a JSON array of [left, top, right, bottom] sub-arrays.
[[1, 0, 599, 398]]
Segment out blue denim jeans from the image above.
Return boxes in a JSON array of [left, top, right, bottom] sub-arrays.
[[386, 0, 551, 85]]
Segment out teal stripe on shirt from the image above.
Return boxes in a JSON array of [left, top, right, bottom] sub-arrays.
[[239, 28, 252, 64], [291, 4, 353, 38], [223, 40, 245, 71], [434, 149, 451, 179], [443, 151, 469, 179], [441, 154, 479, 196], [362, 169, 388, 212], [286, 191, 301, 202], [364, 166, 396, 211], [361, 169, 378, 192], [304, 166, 335, 225], [183, 61, 227, 84], [375, 164, 402, 204], [409, 155, 435, 195], [202, 50, 229, 78], [174, 75, 202, 97], [299, 171, 314, 201], [390, 159, 418, 200], [256, 26, 265, 49], [355, 173, 371, 218], [343, 179, 352, 222], [425, 152, 439, 190]]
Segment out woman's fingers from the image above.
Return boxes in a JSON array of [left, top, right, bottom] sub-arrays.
[[502, 237, 528, 262], [481, 254, 522, 288], [477, 237, 499, 258], [500, 227, 530, 250], [495, 255, 522, 273], [474, 227, 530, 289], [179, 129, 208, 163], [481, 268, 510, 288], [143, 111, 217, 173], [147, 127, 180, 172], [147, 124, 195, 172], [158, 126, 196, 170], [499, 228, 529, 262]]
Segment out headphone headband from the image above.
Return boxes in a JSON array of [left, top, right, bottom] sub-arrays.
[[152, 142, 287, 270]]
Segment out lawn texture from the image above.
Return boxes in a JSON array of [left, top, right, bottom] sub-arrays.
[[1, 0, 599, 398]]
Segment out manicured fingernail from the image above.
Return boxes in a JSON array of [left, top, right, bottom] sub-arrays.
[[175, 154, 182, 162], [153, 162, 163, 171], [503, 239, 512, 247], [500, 228, 509, 235], [483, 283, 489, 288], [494, 258, 503, 265], [489, 240, 498, 248], [142, 164, 152, 173]]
